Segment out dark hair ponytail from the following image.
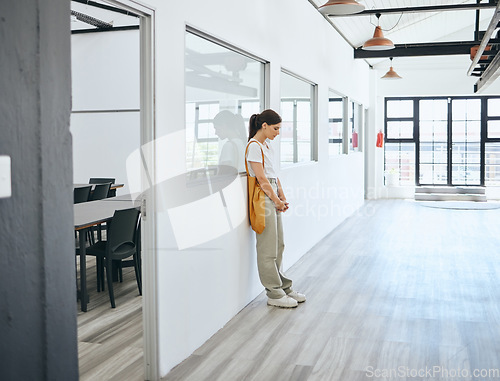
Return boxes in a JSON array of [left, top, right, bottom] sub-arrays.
[[248, 109, 282, 141]]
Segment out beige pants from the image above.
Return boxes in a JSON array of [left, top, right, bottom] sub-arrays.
[[256, 179, 293, 299]]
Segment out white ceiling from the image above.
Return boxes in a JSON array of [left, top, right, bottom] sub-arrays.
[[311, 0, 497, 70], [71, 1, 139, 31]]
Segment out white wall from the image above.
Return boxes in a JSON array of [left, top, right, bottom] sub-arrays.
[[146, 0, 369, 375], [70, 30, 140, 194], [71, 1, 370, 377]]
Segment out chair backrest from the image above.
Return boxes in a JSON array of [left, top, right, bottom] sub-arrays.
[[89, 177, 115, 184], [107, 208, 141, 255], [74, 185, 92, 204], [90, 183, 112, 201]]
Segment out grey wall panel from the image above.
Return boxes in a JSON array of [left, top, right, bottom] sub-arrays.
[[0, 0, 78, 379]]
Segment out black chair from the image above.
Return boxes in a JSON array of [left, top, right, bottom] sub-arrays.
[[89, 178, 116, 197], [117, 217, 141, 286], [86, 208, 141, 308], [87, 183, 112, 244], [89, 182, 112, 201], [74, 185, 92, 204]]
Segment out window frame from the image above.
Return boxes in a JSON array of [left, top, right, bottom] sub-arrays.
[[384, 95, 500, 187], [280, 69, 318, 164], [185, 27, 267, 172], [328, 90, 344, 156]]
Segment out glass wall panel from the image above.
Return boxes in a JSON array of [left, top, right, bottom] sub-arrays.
[[328, 93, 343, 156], [488, 98, 500, 117], [280, 100, 294, 163], [385, 142, 415, 185], [387, 100, 413, 118], [349, 102, 362, 152], [419, 99, 448, 185], [451, 99, 481, 185], [297, 100, 312, 162], [280, 71, 315, 164], [387, 121, 413, 139], [349, 101, 354, 151], [185, 32, 264, 172], [488, 120, 500, 139], [486, 143, 500, 185]]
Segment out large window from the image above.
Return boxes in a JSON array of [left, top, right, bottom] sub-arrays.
[[185, 31, 265, 172], [328, 92, 343, 156], [384, 96, 500, 187], [280, 70, 316, 164]]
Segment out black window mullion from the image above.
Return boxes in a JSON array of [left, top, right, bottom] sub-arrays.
[[481, 97, 487, 186]]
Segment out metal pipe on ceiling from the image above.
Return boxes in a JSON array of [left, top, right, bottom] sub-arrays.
[[71, 10, 112, 29], [467, 1, 500, 76]]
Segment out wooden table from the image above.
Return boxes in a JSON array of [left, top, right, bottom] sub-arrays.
[[74, 183, 124, 191], [74, 199, 140, 312]]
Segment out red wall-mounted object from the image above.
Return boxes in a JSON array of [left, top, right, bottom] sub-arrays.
[[376, 130, 384, 148], [352, 131, 358, 148]]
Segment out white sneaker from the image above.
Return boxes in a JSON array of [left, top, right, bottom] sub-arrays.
[[287, 291, 306, 303], [267, 295, 298, 308]]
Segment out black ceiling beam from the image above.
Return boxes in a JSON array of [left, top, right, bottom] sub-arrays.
[[71, 25, 139, 34], [326, 2, 498, 17], [71, 0, 139, 18], [354, 40, 500, 59]]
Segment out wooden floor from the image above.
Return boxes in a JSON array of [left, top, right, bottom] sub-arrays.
[[163, 199, 500, 381], [77, 256, 143, 381]]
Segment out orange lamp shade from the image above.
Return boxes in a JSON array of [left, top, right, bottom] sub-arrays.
[[362, 26, 395, 51]]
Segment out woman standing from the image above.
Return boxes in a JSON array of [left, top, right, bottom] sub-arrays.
[[245, 109, 306, 308]]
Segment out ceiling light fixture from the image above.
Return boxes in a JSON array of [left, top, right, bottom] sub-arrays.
[[319, 0, 365, 16], [381, 57, 402, 80], [362, 13, 395, 51]]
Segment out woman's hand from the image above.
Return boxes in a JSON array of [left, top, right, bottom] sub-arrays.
[[274, 199, 286, 212], [277, 178, 288, 212], [274, 199, 289, 212], [282, 201, 289, 212]]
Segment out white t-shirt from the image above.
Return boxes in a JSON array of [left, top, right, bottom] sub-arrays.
[[245, 138, 277, 179]]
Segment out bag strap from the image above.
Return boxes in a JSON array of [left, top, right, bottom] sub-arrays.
[[244, 140, 265, 176]]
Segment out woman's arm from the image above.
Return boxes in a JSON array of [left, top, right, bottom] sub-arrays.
[[249, 161, 286, 211]]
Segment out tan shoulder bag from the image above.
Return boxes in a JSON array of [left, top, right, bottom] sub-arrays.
[[245, 141, 266, 234]]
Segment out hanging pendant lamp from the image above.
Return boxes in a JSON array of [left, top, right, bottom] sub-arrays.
[[319, 0, 365, 15], [362, 14, 395, 51], [381, 57, 402, 80]]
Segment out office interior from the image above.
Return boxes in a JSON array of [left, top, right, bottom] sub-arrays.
[[2, 0, 500, 379]]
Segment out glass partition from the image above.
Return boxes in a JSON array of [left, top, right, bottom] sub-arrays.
[[185, 31, 265, 172], [328, 91, 343, 156], [349, 101, 363, 152], [280, 71, 316, 164]]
